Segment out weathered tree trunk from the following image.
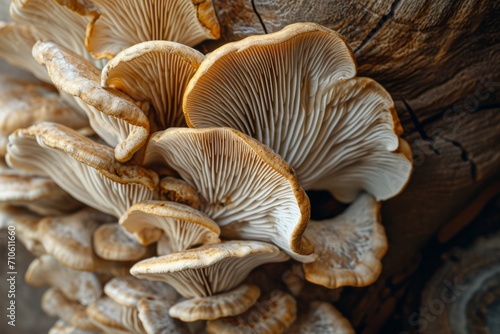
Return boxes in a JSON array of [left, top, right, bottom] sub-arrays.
[[200, 0, 500, 332]]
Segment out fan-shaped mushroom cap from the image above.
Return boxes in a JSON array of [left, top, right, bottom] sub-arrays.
[[6, 122, 158, 218], [0, 75, 88, 157], [38, 208, 116, 270], [101, 41, 204, 131], [93, 223, 150, 261], [42, 288, 98, 331], [10, 0, 105, 68], [183, 22, 412, 202], [0, 204, 44, 255], [87, 297, 144, 334], [25, 254, 101, 305], [120, 200, 220, 253], [131, 240, 290, 298], [169, 284, 261, 322], [145, 127, 313, 261], [158, 176, 203, 210], [104, 276, 178, 308], [289, 302, 355, 334], [86, 0, 220, 59], [137, 297, 190, 334], [0, 174, 82, 215], [206, 290, 297, 334], [32, 41, 150, 162], [49, 320, 100, 334], [303, 193, 387, 288]]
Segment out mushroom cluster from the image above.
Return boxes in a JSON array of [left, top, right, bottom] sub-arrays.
[[0, 1, 412, 333]]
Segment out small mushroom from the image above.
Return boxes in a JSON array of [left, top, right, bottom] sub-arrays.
[[86, 0, 220, 59], [87, 296, 144, 334], [32, 41, 150, 162], [42, 288, 98, 331], [289, 302, 355, 334], [120, 200, 221, 254], [25, 254, 101, 305], [101, 41, 205, 131], [303, 193, 387, 288], [93, 223, 151, 262], [206, 290, 297, 334], [169, 284, 261, 322], [183, 22, 412, 203], [144, 127, 314, 261], [6, 122, 158, 218], [137, 297, 190, 334]]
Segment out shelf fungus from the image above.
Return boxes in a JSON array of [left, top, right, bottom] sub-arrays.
[[145, 127, 314, 261], [86, 0, 220, 59], [131, 240, 289, 321]]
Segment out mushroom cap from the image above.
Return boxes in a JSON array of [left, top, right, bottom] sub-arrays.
[[104, 276, 178, 308], [87, 297, 144, 334], [42, 288, 98, 331], [120, 200, 220, 253], [93, 223, 150, 261], [137, 297, 190, 334], [49, 320, 100, 334], [303, 193, 387, 288], [6, 122, 158, 218], [38, 208, 114, 270], [0, 204, 44, 255], [32, 41, 150, 162], [86, 0, 220, 59], [130, 240, 290, 298], [101, 41, 204, 131], [206, 290, 297, 334], [25, 254, 101, 305], [169, 284, 261, 322], [183, 22, 412, 202], [158, 176, 203, 210], [289, 302, 355, 334], [144, 127, 314, 261]]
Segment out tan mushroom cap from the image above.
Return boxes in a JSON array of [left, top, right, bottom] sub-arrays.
[[0, 174, 82, 215], [93, 223, 151, 262], [49, 320, 100, 334], [158, 176, 203, 210], [131, 240, 290, 298], [42, 288, 98, 331], [303, 193, 387, 289], [183, 22, 412, 202], [0, 204, 44, 255], [6, 122, 158, 218], [86, 0, 220, 59], [0, 75, 89, 157], [10, 0, 105, 69], [120, 200, 221, 253], [137, 297, 190, 334], [104, 276, 178, 308], [32, 41, 150, 162], [289, 302, 355, 334], [25, 254, 101, 305], [145, 127, 314, 262], [206, 290, 297, 334], [102, 41, 204, 131], [169, 284, 261, 322], [87, 297, 144, 334], [38, 208, 116, 271]]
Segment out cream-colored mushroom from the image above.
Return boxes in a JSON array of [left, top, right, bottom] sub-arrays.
[[137, 297, 190, 334], [87, 296, 144, 334], [86, 0, 220, 59], [101, 41, 205, 131], [0, 204, 43, 255], [289, 302, 355, 334], [303, 193, 387, 288], [6, 122, 158, 218], [120, 200, 220, 254], [93, 223, 151, 262], [32, 41, 150, 162], [144, 127, 314, 262], [206, 290, 297, 334], [25, 254, 101, 305], [49, 320, 100, 334], [183, 22, 412, 203]]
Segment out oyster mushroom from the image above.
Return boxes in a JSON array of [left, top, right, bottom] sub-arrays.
[[87, 296, 144, 334], [6, 122, 158, 218], [131, 240, 290, 321], [303, 193, 387, 288], [93, 223, 151, 262], [183, 22, 412, 203], [49, 320, 99, 334], [144, 127, 314, 261], [120, 200, 221, 253], [0, 204, 44, 255], [137, 297, 190, 334], [158, 176, 203, 210], [86, 0, 220, 59], [289, 302, 355, 334]]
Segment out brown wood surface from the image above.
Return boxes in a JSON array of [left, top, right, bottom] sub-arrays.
[[199, 0, 500, 332]]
